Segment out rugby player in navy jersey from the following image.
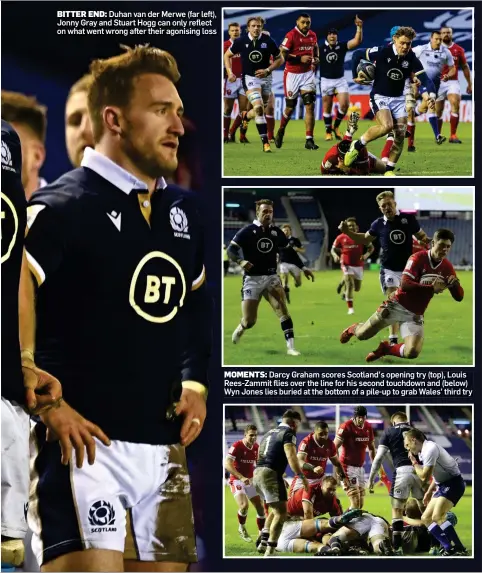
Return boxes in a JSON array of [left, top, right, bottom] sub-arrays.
[[224, 16, 284, 152], [346, 26, 437, 174], [24, 46, 212, 572], [227, 199, 314, 356], [339, 191, 429, 345], [367, 411, 424, 555]]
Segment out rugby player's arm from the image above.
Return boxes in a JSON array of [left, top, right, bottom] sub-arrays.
[[285, 443, 304, 476], [347, 17, 363, 50], [329, 454, 347, 480], [18, 248, 36, 361], [368, 440, 376, 462], [297, 451, 315, 473], [412, 462, 433, 486], [343, 226, 375, 246], [225, 456, 245, 481], [414, 229, 429, 245], [267, 50, 284, 74], [227, 241, 250, 268], [351, 46, 379, 78], [368, 445, 389, 484], [412, 58, 436, 98], [279, 233, 306, 270], [364, 242, 375, 259], [462, 63, 472, 90], [447, 271, 464, 302], [224, 48, 235, 77], [302, 499, 314, 520]]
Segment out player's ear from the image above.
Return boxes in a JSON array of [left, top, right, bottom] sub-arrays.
[[103, 106, 123, 136]]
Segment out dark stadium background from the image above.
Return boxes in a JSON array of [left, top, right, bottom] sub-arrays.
[[1, 1, 481, 572]]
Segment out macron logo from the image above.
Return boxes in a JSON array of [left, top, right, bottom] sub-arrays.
[[107, 211, 121, 231]]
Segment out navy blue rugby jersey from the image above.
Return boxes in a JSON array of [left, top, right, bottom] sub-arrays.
[[257, 423, 297, 476], [230, 34, 280, 77], [279, 235, 302, 264], [379, 422, 414, 469], [25, 149, 212, 444], [1, 120, 27, 402], [319, 41, 349, 79]]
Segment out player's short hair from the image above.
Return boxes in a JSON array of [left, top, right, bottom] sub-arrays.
[[430, 30, 442, 37], [390, 26, 401, 37], [297, 13, 311, 20], [322, 475, 337, 486], [376, 190, 395, 203], [247, 16, 263, 28], [281, 224, 291, 230], [433, 228, 455, 244], [67, 74, 93, 101], [391, 411, 408, 424], [245, 424, 258, 434], [346, 217, 357, 224], [440, 26, 452, 33], [282, 409, 301, 422], [88, 45, 180, 142], [255, 198, 274, 213], [1, 91, 47, 143], [337, 139, 351, 156], [404, 498, 422, 519], [314, 421, 328, 431], [327, 28, 338, 35], [353, 405, 367, 417], [393, 26, 417, 41], [404, 428, 425, 442], [228, 22, 240, 29]]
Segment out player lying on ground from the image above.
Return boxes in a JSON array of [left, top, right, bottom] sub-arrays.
[[340, 228, 463, 362]]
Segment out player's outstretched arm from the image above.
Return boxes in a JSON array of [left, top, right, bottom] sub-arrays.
[[338, 221, 374, 246], [285, 443, 309, 490], [367, 445, 388, 491], [347, 15, 363, 50]]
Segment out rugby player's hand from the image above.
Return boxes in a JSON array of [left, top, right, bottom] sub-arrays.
[[300, 55, 313, 64], [227, 73, 236, 83], [338, 220, 349, 233], [432, 277, 447, 294], [301, 474, 310, 491], [255, 69, 269, 78], [332, 254, 340, 264], [240, 260, 254, 271], [354, 15, 363, 26], [441, 74, 450, 82], [354, 75, 371, 86], [40, 401, 111, 468], [22, 359, 63, 415], [423, 489, 433, 506], [368, 480, 375, 493], [466, 85, 472, 95], [242, 477, 251, 486], [407, 451, 418, 465], [176, 387, 207, 447], [446, 275, 460, 288], [313, 465, 324, 476], [303, 268, 315, 281]]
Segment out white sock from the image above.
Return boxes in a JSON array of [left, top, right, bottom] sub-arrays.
[[287, 338, 295, 350]]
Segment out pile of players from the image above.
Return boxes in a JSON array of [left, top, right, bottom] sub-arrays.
[[225, 407, 469, 557], [223, 13, 471, 174]]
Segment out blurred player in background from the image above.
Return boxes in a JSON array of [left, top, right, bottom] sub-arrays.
[[339, 190, 429, 345], [334, 406, 376, 509], [341, 229, 464, 362], [223, 22, 249, 144], [65, 74, 95, 168], [225, 425, 266, 543], [279, 224, 305, 303], [404, 429, 468, 556], [224, 17, 283, 152], [274, 13, 320, 150], [347, 27, 436, 175], [331, 218, 374, 315], [253, 410, 308, 556], [291, 421, 347, 492], [319, 16, 363, 141], [411, 31, 455, 145], [1, 91, 48, 197], [439, 26, 472, 143], [368, 411, 424, 555], [228, 199, 314, 356]]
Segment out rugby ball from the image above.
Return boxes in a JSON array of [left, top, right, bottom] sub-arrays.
[[419, 274, 444, 286], [356, 59, 376, 82]]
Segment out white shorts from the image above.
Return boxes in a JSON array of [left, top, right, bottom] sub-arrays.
[[229, 480, 259, 499], [242, 74, 273, 96], [279, 262, 301, 277], [377, 298, 425, 338], [379, 268, 402, 293], [321, 76, 349, 96], [242, 274, 282, 301], [391, 466, 424, 505], [437, 80, 461, 101], [277, 520, 302, 552], [290, 475, 323, 493], [403, 78, 414, 97], [370, 94, 407, 119], [1, 398, 30, 538], [284, 70, 316, 98], [348, 514, 387, 541], [342, 464, 366, 490], [224, 77, 245, 99], [28, 425, 196, 566], [341, 264, 364, 280]]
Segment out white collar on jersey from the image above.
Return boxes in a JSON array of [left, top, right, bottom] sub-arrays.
[[81, 147, 167, 195], [325, 40, 337, 47], [248, 32, 262, 41], [279, 423, 291, 428], [427, 249, 443, 269], [392, 43, 399, 56], [253, 219, 273, 228], [383, 209, 400, 222]]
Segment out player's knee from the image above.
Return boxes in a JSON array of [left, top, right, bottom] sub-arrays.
[[253, 104, 264, 116], [242, 317, 257, 329], [239, 500, 249, 513], [285, 97, 297, 110], [405, 346, 420, 359], [431, 510, 446, 525], [421, 513, 432, 527], [301, 92, 315, 106]]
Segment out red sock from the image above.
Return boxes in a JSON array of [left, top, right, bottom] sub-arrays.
[[264, 501, 269, 515], [256, 516, 266, 531], [381, 138, 395, 159], [229, 114, 242, 136], [450, 113, 459, 136], [408, 124, 415, 147], [223, 115, 232, 139], [438, 118, 443, 134], [237, 511, 247, 525], [266, 115, 275, 139], [306, 130, 313, 138], [387, 343, 405, 358], [347, 300, 353, 309], [381, 474, 392, 492], [280, 112, 291, 131]]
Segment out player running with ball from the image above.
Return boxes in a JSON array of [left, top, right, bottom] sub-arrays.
[[340, 228, 464, 362]]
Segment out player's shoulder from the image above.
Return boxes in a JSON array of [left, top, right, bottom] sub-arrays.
[[301, 433, 311, 444], [237, 222, 257, 235], [452, 42, 465, 52], [1, 119, 20, 145], [441, 257, 455, 272], [338, 420, 351, 432], [223, 39, 231, 48], [272, 225, 285, 236], [364, 420, 374, 430], [231, 439, 243, 450], [1, 120, 22, 174], [28, 168, 97, 211]]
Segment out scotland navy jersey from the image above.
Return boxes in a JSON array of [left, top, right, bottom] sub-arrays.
[[257, 424, 297, 476], [230, 34, 280, 77], [231, 222, 303, 276], [368, 213, 420, 271], [319, 41, 349, 79], [25, 148, 212, 445], [279, 235, 302, 264], [365, 44, 425, 97], [379, 422, 413, 469], [1, 120, 27, 402]]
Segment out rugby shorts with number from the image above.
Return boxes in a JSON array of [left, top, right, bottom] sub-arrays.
[[284, 70, 316, 98], [370, 94, 407, 119], [253, 467, 287, 504], [277, 520, 303, 552], [241, 274, 282, 301], [229, 480, 259, 499], [341, 464, 366, 490]]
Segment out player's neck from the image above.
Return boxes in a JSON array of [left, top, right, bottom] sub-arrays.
[[243, 439, 253, 449]]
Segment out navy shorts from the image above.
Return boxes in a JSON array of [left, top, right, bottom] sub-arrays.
[[433, 474, 466, 506]]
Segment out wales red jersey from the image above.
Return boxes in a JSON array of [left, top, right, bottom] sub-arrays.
[[298, 434, 337, 479], [333, 234, 364, 267], [321, 136, 375, 175], [392, 250, 463, 315], [337, 419, 374, 467], [441, 42, 467, 78], [281, 27, 318, 73], [227, 440, 258, 483], [288, 483, 342, 517], [224, 39, 242, 77]]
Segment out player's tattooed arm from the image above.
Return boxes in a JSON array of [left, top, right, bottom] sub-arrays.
[[329, 455, 347, 482], [347, 15, 363, 50], [225, 456, 249, 483], [227, 241, 253, 270]]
